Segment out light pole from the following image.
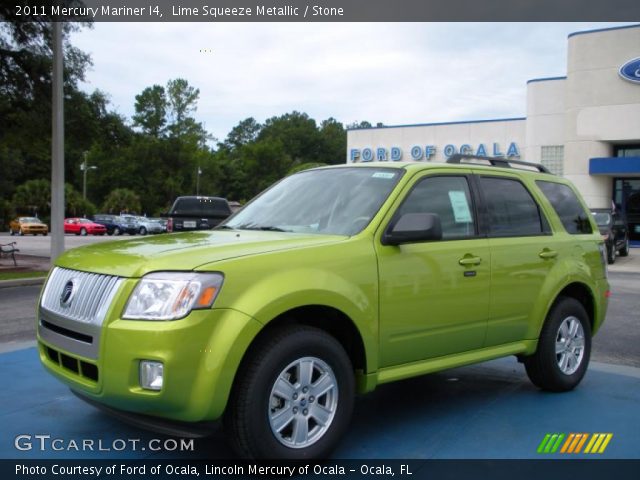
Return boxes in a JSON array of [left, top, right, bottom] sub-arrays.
[[196, 166, 202, 195], [81, 151, 97, 200]]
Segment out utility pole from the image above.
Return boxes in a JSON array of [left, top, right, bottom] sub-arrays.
[[51, 21, 65, 261]]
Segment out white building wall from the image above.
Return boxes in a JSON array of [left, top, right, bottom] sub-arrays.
[[563, 26, 640, 208], [524, 79, 565, 163]]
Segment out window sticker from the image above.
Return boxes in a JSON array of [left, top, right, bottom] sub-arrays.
[[448, 191, 472, 223], [372, 172, 396, 179]]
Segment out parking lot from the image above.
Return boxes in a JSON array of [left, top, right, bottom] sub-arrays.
[[0, 235, 638, 460]]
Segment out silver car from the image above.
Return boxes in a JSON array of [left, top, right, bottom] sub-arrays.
[[133, 216, 164, 235]]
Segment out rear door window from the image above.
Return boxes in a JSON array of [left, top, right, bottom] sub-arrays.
[[536, 181, 593, 234], [479, 177, 546, 237]]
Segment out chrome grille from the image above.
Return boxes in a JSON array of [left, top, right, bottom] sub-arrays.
[[41, 267, 123, 326]]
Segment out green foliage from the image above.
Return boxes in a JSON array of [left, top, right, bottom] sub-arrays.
[[65, 183, 96, 218], [102, 188, 142, 215], [133, 85, 167, 137], [12, 179, 50, 217]]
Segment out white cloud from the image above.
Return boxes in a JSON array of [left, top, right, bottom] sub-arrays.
[[71, 22, 634, 141]]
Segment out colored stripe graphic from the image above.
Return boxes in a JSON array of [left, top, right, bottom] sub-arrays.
[[541, 433, 613, 454]]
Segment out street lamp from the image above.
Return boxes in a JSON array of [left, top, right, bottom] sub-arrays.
[[196, 166, 202, 195], [80, 151, 97, 200]]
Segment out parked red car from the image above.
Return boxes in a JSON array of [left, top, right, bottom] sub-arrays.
[[63, 218, 107, 236]]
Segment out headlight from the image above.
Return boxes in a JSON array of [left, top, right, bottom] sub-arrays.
[[123, 272, 223, 320]]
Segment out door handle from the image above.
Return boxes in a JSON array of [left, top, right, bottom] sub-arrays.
[[458, 256, 482, 266], [539, 249, 558, 259]]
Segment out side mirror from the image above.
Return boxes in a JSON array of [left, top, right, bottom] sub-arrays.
[[382, 213, 443, 246]]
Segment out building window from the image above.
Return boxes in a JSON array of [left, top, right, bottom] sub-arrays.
[[540, 146, 564, 175], [614, 145, 640, 158]]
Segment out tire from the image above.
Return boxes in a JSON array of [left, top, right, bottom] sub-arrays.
[[619, 236, 630, 257], [9, 230, 14, 236], [80, 228, 87, 236], [524, 297, 591, 392], [140, 227, 147, 235], [113, 227, 121, 236], [224, 326, 355, 460], [606, 243, 615, 264], [19, 229, 24, 236]]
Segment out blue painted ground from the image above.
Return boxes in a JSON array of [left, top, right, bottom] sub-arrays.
[[1, 347, 639, 460]]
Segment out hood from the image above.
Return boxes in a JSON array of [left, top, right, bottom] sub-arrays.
[[56, 230, 346, 277]]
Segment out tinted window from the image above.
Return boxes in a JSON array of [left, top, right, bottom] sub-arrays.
[[398, 176, 476, 239], [172, 197, 231, 216], [480, 177, 544, 237], [536, 181, 593, 234]]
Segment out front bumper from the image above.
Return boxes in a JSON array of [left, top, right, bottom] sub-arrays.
[[38, 307, 263, 422]]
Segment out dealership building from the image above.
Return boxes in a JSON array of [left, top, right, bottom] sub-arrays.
[[346, 24, 640, 241]]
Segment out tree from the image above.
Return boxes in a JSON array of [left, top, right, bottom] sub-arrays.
[[318, 118, 346, 165], [102, 188, 141, 215], [132, 85, 167, 137], [12, 179, 51, 217], [221, 117, 261, 151], [65, 183, 96, 217], [166, 78, 202, 139]]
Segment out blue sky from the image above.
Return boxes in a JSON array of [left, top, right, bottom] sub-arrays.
[[71, 22, 635, 142]]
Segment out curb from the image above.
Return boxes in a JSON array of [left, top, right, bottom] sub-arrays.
[[0, 277, 46, 289]]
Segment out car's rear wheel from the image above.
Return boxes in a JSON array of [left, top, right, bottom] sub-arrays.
[[525, 297, 591, 392], [140, 227, 147, 235], [619, 236, 630, 257], [224, 326, 354, 459], [80, 228, 87, 236]]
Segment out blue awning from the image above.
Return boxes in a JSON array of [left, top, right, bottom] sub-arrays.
[[589, 157, 640, 175]]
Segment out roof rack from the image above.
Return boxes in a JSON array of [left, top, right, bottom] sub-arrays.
[[446, 154, 552, 174]]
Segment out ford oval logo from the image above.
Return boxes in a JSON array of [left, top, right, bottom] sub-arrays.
[[59, 280, 75, 308], [619, 57, 640, 84]]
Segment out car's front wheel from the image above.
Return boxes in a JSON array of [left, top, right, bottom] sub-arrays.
[[225, 326, 354, 459], [80, 228, 87, 236], [525, 297, 591, 392], [140, 227, 147, 235]]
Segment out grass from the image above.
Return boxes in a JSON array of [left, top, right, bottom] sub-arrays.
[[0, 271, 48, 281]]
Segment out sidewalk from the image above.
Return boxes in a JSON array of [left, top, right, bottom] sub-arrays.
[[0, 254, 51, 288], [608, 249, 640, 274]]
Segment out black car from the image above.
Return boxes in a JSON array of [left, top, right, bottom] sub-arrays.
[[92, 214, 138, 236], [591, 208, 630, 264], [166, 196, 232, 232]]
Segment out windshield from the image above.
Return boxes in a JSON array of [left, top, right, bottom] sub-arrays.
[[20, 217, 41, 223], [223, 167, 403, 236], [592, 212, 611, 226]]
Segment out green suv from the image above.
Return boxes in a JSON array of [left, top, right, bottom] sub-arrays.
[[37, 156, 609, 459]]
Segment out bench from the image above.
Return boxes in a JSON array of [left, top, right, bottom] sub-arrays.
[[0, 242, 19, 266]]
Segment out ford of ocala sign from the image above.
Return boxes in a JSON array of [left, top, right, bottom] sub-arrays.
[[619, 57, 640, 84], [349, 142, 520, 163]]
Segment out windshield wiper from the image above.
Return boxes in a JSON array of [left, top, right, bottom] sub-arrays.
[[232, 224, 290, 232]]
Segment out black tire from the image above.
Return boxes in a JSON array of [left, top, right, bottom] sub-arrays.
[[19, 229, 24, 236], [224, 326, 355, 460], [9, 230, 14, 236], [606, 243, 615, 264], [113, 227, 121, 236], [525, 297, 591, 392], [140, 227, 147, 235], [80, 228, 87, 236], [619, 236, 630, 257]]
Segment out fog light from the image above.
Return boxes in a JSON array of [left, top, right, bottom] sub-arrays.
[[140, 361, 163, 391]]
